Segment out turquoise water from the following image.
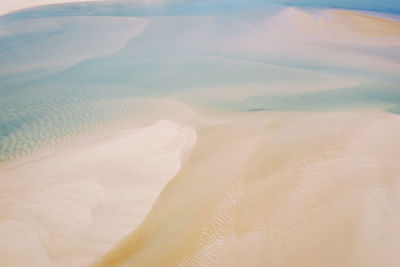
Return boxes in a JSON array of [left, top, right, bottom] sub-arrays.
[[0, 0, 399, 162], [220, 81, 400, 113]]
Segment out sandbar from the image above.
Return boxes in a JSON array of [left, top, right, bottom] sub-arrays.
[[96, 110, 400, 267], [0, 120, 196, 266]]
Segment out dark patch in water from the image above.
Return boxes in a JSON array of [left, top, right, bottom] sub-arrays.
[[241, 82, 400, 112], [247, 108, 268, 112]]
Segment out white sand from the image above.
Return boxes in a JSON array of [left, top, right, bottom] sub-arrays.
[[0, 120, 196, 266], [1, 3, 399, 267], [97, 111, 400, 267]]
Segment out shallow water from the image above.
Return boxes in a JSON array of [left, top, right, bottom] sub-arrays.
[[1, 1, 400, 266], [0, 1, 399, 162]]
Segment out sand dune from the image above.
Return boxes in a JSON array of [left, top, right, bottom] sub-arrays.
[[95, 111, 400, 267], [0, 120, 196, 266]]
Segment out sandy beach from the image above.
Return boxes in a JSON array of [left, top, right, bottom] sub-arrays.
[[96, 110, 400, 267], [1, 1, 399, 266], [0, 120, 196, 266], [2, 105, 400, 267]]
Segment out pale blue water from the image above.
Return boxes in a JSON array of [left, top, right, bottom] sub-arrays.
[[0, 0, 399, 162]]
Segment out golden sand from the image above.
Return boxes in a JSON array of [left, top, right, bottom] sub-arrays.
[[329, 10, 400, 38], [95, 110, 400, 267], [1, 5, 399, 267], [280, 7, 400, 45]]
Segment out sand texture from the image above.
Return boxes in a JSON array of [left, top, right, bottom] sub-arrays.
[[0, 120, 196, 266], [96, 111, 400, 267], [0, 2, 399, 267]]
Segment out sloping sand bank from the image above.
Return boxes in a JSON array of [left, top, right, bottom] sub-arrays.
[[96, 111, 400, 267], [0, 120, 196, 266]]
